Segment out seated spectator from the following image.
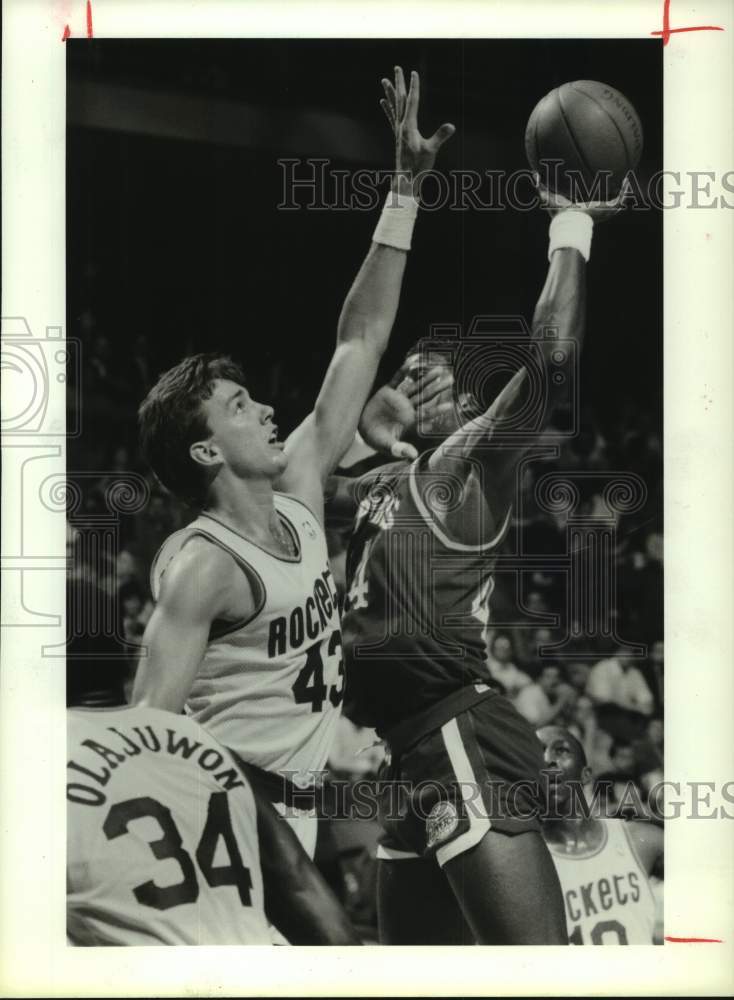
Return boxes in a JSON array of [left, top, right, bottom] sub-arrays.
[[565, 661, 591, 695], [645, 639, 664, 712], [633, 715, 664, 778], [514, 625, 555, 671], [594, 741, 644, 818], [587, 649, 654, 742], [486, 633, 532, 697], [567, 693, 613, 776], [514, 663, 576, 727]]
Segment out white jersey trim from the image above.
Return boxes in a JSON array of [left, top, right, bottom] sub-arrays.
[[199, 507, 302, 564]]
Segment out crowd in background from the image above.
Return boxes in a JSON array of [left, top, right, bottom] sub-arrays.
[[67, 324, 664, 939]]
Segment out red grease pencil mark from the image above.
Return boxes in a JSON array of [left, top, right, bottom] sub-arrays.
[[62, 23, 71, 41], [86, 0, 94, 38], [651, 0, 724, 45], [665, 936, 723, 943]]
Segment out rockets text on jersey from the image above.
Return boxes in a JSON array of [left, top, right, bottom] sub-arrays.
[[150, 493, 343, 783], [547, 819, 657, 945], [341, 454, 511, 732], [67, 706, 270, 946]]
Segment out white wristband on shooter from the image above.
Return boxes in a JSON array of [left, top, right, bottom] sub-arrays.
[[548, 210, 594, 262], [372, 190, 419, 251]]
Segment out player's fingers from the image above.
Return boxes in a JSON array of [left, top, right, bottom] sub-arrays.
[[390, 440, 418, 460], [419, 375, 454, 403], [380, 98, 396, 132], [405, 69, 420, 127], [420, 365, 447, 384], [394, 65, 407, 121], [416, 399, 454, 419], [406, 366, 444, 394], [381, 77, 397, 114], [427, 123, 456, 150]]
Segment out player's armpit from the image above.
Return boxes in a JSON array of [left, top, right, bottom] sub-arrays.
[[131, 541, 246, 713], [250, 782, 362, 945]]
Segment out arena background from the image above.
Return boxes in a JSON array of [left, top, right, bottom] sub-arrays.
[[66, 39, 664, 940]]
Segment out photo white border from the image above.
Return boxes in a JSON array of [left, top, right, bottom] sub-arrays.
[[1, 0, 732, 994]]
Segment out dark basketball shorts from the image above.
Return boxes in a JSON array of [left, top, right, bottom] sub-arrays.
[[375, 683, 548, 867]]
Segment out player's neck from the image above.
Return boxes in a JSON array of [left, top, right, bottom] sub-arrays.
[[205, 476, 276, 539], [544, 814, 603, 852]]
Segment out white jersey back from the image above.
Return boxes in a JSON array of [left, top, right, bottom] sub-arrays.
[[548, 819, 656, 945], [151, 494, 343, 781], [67, 706, 270, 946]]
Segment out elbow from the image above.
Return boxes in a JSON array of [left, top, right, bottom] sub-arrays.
[[336, 314, 390, 359]]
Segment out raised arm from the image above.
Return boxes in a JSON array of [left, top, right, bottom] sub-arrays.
[[426, 184, 629, 537], [279, 67, 454, 516]]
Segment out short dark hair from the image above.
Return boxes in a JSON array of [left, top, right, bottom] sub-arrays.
[[138, 353, 246, 507]]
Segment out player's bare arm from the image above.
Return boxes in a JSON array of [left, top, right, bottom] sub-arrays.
[[279, 66, 455, 518], [425, 182, 629, 546], [251, 780, 361, 945], [132, 539, 252, 712]]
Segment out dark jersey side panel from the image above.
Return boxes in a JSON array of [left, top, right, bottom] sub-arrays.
[[341, 454, 508, 731]]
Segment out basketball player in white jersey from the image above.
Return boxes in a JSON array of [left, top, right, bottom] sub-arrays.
[[67, 633, 360, 945], [537, 725, 663, 945], [132, 67, 455, 855]]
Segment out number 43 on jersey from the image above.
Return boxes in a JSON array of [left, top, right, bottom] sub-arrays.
[[291, 631, 344, 712]]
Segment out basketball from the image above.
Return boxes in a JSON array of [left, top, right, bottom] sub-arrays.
[[525, 80, 643, 200]]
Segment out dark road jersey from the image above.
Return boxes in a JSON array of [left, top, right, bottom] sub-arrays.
[[341, 454, 511, 731]]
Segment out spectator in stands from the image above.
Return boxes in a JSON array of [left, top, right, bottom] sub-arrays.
[[593, 741, 644, 817], [586, 648, 654, 742], [646, 639, 664, 711], [485, 633, 531, 697], [565, 661, 591, 696], [567, 692, 613, 776], [633, 715, 664, 780], [514, 663, 576, 727]]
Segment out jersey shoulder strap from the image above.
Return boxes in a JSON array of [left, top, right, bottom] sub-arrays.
[[150, 521, 266, 634]]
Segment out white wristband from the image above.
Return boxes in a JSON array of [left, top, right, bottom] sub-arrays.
[[372, 191, 419, 251], [548, 210, 594, 262]]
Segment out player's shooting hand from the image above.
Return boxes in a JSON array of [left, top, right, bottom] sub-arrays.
[[534, 173, 631, 223], [359, 366, 454, 460], [380, 66, 455, 196]]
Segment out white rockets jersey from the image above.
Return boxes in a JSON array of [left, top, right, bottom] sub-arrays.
[[67, 706, 270, 946], [548, 819, 656, 945], [151, 495, 343, 782]]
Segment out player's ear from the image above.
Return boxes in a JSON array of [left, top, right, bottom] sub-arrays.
[[189, 438, 222, 469]]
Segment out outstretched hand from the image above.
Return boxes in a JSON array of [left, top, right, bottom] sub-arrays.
[[534, 173, 632, 223], [380, 66, 455, 189], [359, 364, 454, 460]]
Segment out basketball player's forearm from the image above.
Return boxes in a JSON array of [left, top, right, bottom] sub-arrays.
[[255, 791, 361, 944], [432, 250, 587, 464], [531, 247, 587, 406], [336, 241, 407, 360]]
